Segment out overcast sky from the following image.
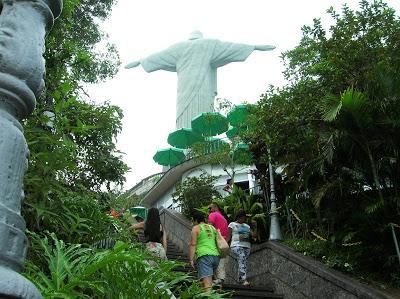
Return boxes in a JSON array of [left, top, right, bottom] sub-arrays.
[[88, 0, 400, 190]]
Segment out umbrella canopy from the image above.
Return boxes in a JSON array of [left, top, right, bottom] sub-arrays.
[[232, 142, 253, 165], [167, 127, 203, 149], [226, 126, 248, 139], [191, 112, 229, 137], [153, 147, 185, 166], [227, 104, 252, 127]]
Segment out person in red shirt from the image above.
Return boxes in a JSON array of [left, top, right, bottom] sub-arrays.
[[108, 208, 119, 218], [207, 203, 230, 285]]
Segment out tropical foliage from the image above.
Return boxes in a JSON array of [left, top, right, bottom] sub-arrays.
[[23, 0, 128, 241], [246, 0, 400, 287], [25, 233, 224, 299], [211, 186, 269, 242], [172, 173, 222, 218], [20, 0, 222, 297]]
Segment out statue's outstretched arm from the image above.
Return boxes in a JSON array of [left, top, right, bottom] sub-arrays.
[[125, 60, 141, 69], [254, 45, 276, 51]]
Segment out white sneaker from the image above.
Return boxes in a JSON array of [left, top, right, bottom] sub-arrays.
[[213, 279, 223, 286]]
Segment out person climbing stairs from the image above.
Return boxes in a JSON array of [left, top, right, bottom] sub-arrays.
[[166, 239, 284, 298]]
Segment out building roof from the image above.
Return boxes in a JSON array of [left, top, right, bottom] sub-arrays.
[[126, 172, 164, 198], [140, 159, 199, 207]]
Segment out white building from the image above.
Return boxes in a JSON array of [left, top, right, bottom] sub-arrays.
[[140, 158, 260, 210]]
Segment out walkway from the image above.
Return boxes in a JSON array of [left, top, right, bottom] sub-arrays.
[[166, 239, 283, 298]]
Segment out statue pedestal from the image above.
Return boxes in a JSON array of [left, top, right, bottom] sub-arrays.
[[0, 266, 41, 299]]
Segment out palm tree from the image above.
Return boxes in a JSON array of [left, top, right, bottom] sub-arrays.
[[323, 86, 384, 204]]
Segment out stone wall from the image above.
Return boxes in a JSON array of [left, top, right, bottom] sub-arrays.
[[160, 209, 192, 256], [245, 242, 393, 299], [160, 209, 394, 299]]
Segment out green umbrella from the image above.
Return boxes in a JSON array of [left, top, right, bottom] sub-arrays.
[[153, 147, 185, 166], [226, 126, 248, 139], [191, 112, 229, 137], [227, 104, 252, 127], [232, 142, 253, 165], [167, 127, 203, 149]]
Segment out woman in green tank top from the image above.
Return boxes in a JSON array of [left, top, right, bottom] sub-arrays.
[[189, 212, 220, 290]]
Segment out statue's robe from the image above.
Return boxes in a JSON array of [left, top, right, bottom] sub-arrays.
[[140, 39, 255, 129]]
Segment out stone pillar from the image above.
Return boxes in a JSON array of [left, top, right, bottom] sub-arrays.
[[0, 0, 62, 298]]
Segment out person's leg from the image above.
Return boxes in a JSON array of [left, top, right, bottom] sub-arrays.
[[241, 247, 251, 284], [201, 276, 213, 291], [231, 246, 250, 283], [230, 246, 245, 282], [197, 256, 214, 290]]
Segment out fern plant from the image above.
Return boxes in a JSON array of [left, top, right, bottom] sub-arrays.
[[24, 232, 226, 298]]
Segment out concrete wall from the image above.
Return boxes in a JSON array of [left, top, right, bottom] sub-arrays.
[[160, 209, 192, 256], [155, 186, 176, 210], [160, 209, 394, 299]]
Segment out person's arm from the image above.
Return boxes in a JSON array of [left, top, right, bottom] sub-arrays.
[[226, 227, 232, 242], [254, 45, 276, 51], [188, 226, 198, 270], [162, 226, 168, 252], [125, 61, 141, 69], [223, 184, 232, 193], [227, 227, 233, 243], [129, 221, 145, 230], [250, 220, 257, 238]]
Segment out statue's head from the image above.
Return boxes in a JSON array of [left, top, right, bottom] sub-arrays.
[[189, 30, 203, 40]]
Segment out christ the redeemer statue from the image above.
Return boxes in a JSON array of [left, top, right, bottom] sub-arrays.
[[126, 31, 275, 129]]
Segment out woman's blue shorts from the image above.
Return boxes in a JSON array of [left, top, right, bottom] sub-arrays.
[[196, 255, 220, 280]]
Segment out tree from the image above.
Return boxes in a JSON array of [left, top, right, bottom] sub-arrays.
[[22, 0, 128, 243], [172, 173, 221, 218], [246, 0, 400, 286]]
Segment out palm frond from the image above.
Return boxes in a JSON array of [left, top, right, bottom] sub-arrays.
[[340, 86, 366, 112], [311, 179, 342, 208], [323, 94, 342, 121]]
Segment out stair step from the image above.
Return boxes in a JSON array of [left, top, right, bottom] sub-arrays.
[[228, 289, 283, 298], [167, 253, 186, 257], [168, 256, 186, 260], [169, 258, 188, 263], [230, 296, 283, 299], [165, 239, 283, 299], [223, 283, 274, 292], [167, 251, 186, 255], [221, 283, 281, 299], [167, 248, 184, 254]]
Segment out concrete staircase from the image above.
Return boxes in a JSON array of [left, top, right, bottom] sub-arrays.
[[166, 240, 283, 299]]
